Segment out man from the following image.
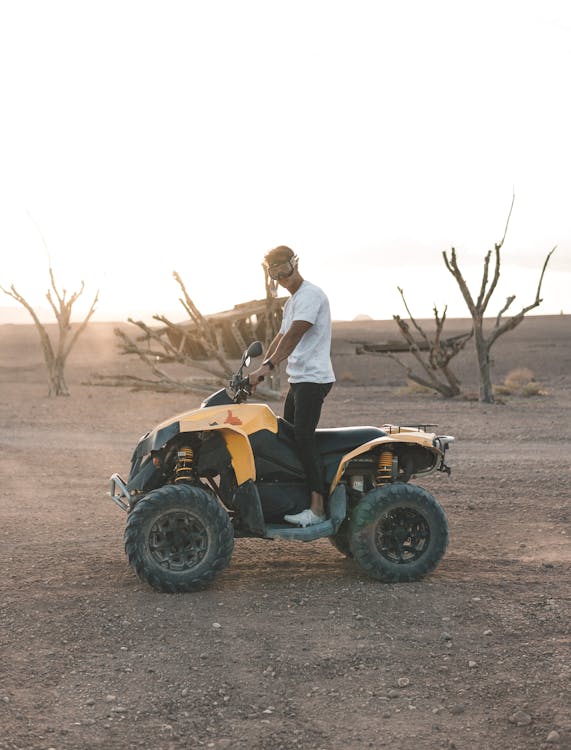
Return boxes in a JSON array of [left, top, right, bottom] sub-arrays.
[[249, 246, 335, 527]]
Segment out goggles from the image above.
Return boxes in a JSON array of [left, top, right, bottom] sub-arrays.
[[265, 256, 298, 280]]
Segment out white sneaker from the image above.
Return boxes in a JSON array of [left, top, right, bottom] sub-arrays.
[[283, 509, 325, 527]]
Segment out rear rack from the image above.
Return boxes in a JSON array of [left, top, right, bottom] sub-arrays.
[[382, 423, 438, 434]]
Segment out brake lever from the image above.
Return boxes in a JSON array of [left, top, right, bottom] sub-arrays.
[[231, 375, 263, 403]]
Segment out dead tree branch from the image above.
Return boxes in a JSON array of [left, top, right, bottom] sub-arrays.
[[488, 246, 556, 347], [84, 372, 218, 394], [358, 290, 472, 398], [396, 287, 431, 350]]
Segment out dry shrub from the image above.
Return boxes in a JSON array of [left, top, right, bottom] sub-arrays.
[[520, 381, 546, 397], [504, 367, 534, 389], [495, 368, 547, 397]]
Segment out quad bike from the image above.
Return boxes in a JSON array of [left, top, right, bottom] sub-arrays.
[[108, 341, 454, 593]]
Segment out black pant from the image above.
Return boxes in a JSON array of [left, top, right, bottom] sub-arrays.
[[284, 382, 333, 495]]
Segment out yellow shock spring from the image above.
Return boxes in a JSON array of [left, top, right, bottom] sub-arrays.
[[175, 447, 194, 483], [376, 450, 393, 484]]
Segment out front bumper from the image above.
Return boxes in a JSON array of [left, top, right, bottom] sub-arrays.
[[108, 473, 131, 512]]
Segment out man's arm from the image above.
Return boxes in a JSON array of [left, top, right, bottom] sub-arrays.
[[249, 320, 312, 384], [268, 320, 312, 366], [264, 332, 283, 361]]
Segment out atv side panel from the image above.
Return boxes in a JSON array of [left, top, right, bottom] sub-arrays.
[[256, 480, 310, 523], [249, 428, 306, 480]]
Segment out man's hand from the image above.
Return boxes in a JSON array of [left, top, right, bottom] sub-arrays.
[[248, 364, 270, 387]]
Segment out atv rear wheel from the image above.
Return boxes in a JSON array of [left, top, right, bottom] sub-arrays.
[[349, 483, 448, 582], [124, 484, 234, 593]]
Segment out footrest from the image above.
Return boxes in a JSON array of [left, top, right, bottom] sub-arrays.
[[263, 518, 335, 541]]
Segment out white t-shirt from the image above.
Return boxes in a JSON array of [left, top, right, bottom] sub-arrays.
[[279, 280, 336, 384]]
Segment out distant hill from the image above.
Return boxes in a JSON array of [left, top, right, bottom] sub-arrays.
[[0, 306, 53, 324], [353, 314, 374, 321], [0, 306, 178, 326]]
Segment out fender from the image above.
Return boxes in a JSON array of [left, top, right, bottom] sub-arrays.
[[141, 403, 279, 485], [329, 432, 442, 494]]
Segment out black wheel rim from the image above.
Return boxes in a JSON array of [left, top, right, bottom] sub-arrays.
[[148, 511, 208, 571], [374, 507, 430, 564]]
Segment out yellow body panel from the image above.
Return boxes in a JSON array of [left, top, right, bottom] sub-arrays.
[[176, 402, 279, 436], [329, 432, 441, 492], [152, 409, 442, 491], [155, 403, 279, 485]]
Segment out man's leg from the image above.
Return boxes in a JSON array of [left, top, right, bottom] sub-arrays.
[[287, 382, 332, 522], [283, 385, 296, 424]]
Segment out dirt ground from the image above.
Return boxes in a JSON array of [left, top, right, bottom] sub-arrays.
[[1, 315, 570, 750]]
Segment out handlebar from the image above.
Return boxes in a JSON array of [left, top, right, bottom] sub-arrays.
[[228, 374, 266, 404], [226, 341, 266, 403]]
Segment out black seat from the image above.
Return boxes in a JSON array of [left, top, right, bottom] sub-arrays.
[[315, 426, 386, 454], [277, 419, 385, 455]]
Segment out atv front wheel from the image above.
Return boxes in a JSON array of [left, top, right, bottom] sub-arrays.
[[124, 484, 234, 593], [349, 483, 448, 582]]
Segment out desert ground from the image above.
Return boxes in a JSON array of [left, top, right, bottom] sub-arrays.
[[1, 315, 570, 750]]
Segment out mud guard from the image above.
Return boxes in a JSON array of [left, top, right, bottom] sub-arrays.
[[233, 479, 266, 536], [328, 483, 348, 528]]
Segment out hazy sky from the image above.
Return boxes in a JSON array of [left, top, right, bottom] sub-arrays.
[[1, 0, 569, 323]]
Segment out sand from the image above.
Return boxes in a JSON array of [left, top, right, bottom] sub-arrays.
[[1, 315, 570, 749]]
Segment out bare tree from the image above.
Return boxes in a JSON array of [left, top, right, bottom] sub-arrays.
[[1, 268, 99, 396], [443, 195, 556, 403], [357, 287, 472, 397], [158, 270, 235, 377], [100, 271, 233, 392], [107, 316, 233, 393], [93, 271, 280, 398]]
